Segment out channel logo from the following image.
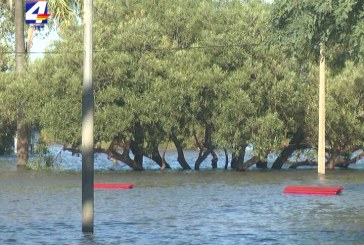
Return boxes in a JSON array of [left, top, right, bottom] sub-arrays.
[[25, 0, 51, 24]]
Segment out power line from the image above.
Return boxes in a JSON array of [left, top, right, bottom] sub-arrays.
[[0, 44, 251, 54]]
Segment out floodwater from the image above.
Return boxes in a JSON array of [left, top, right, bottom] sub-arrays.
[[1, 153, 364, 244]]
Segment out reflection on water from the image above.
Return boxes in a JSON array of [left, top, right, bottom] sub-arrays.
[[1, 155, 364, 244]]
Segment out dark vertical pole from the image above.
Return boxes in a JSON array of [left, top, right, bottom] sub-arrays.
[[82, 0, 94, 233]]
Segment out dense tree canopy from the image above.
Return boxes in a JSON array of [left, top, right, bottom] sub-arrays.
[[271, 0, 364, 60]]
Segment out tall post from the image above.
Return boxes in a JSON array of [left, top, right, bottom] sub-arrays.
[[318, 42, 326, 174], [82, 0, 94, 233], [15, 0, 25, 73], [15, 0, 29, 167]]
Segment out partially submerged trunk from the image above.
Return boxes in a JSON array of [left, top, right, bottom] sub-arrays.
[[64, 135, 173, 170], [16, 122, 29, 167], [332, 151, 364, 168], [288, 151, 364, 169], [64, 140, 144, 170], [161, 140, 170, 170], [193, 126, 219, 170], [231, 146, 246, 171], [194, 148, 212, 170], [327, 150, 337, 170], [130, 140, 144, 169], [289, 160, 317, 169], [211, 150, 218, 169], [231, 152, 237, 169], [149, 144, 171, 169], [256, 160, 268, 169], [171, 133, 191, 170], [108, 141, 143, 171], [130, 122, 144, 168], [271, 128, 304, 169], [224, 148, 229, 170], [244, 156, 259, 169]]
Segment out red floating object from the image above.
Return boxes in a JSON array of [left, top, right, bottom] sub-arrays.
[[94, 183, 134, 189], [283, 185, 343, 195]]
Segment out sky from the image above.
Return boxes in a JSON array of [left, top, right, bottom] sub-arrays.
[[29, 26, 58, 61]]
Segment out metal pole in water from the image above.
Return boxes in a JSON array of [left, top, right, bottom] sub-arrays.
[[82, 0, 94, 233], [318, 42, 326, 175]]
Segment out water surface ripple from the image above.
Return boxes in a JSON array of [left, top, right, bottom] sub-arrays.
[[1, 160, 364, 244]]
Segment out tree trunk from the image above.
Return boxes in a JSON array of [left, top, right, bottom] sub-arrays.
[[150, 145, 171, 169], [193, 126, 213, 170], [16, 122, 29, 166], [211, 150, 218, 169], [108, 140, 143, 170], [231, 152, 237, 169], [130, 122, 144, 169], [237, 147, 246, 171], [64, 142, 144, 170], [288, 151, 364, 169], [231, 147, 246, 171], [171, 133, 191, 170], [130, 140, 144, 169], [161, 140, 169, 170], [256, 161, 267, 169], [327, 150, 337, 170], [289, 160, 317, 169], [15, 0, 29, 167], [224, 148, 229, 169], [194, 148, 212, 170], [120, 142, 143, 170], [244, 156, 259, 168], [271, 128, 304, 169]]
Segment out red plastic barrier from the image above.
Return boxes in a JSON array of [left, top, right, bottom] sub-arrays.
[[283, 185, 343, 195], [94, 183, 134, 189]]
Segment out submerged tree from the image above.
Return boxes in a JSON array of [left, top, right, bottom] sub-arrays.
[[0, 0, 81, 166], [271, 0, 364, 169], [20, 0, 364, 171]]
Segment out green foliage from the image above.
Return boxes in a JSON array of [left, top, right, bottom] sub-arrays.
[[20, 0, 304, 163], [0, 120, 15, 155], [0, 3, 14, 70], [27, 142, 55, 171], [250, 113, 284, 159], [303, 60, 364, 156], [31, 39, 83, 145], [272, 0, 364, 166], [325, 62, 364, 152], [271, 0, 364, 61], [213, 76, 254, 150], [0, 10, 15, 153], [0, 0, 361, 169]]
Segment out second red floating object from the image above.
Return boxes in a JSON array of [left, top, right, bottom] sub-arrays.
[[283, 185, 343, 195], [94, 183, 134, 189]]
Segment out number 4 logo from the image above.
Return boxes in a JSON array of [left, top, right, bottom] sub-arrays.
[[26, 0, 51, 24]]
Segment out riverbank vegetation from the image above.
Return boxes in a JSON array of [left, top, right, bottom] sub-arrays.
[[0, 0, 363, 170]]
